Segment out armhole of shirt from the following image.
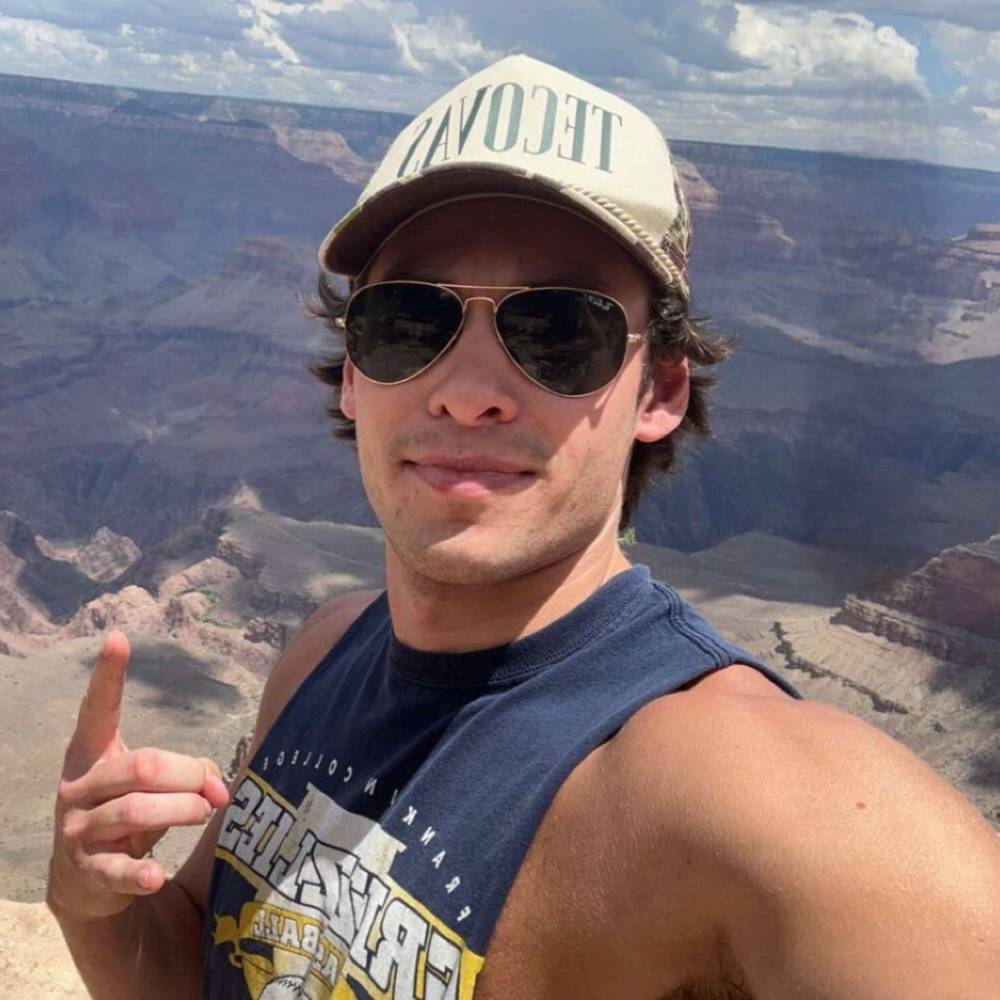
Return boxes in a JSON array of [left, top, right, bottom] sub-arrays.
[[651, 580, 806, 701], [260, 590, 390, 743]]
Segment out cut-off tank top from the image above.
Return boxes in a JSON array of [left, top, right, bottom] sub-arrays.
[[202, 563, 804, 999]]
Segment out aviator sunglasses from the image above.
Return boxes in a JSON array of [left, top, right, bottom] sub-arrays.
[[339, 280, 647, 397]]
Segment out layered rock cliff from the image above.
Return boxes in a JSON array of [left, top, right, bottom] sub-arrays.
[[833, 531, 1000, 669]]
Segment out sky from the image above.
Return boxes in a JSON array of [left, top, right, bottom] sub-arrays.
[[1, 1, 999, 171]]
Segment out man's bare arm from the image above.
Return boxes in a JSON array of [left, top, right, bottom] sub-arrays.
[[635, 693, 1000, 997], [46, 590, 380, 1000]]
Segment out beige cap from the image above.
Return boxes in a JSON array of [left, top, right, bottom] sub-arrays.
[[318, 53, 692, 299]]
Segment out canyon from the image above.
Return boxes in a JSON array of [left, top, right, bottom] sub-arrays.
[[0, 71, 998, 562], [0, 71, 997, 995]]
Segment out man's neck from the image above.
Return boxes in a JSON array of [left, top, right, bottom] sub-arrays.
[[385, 536, 634, 654]]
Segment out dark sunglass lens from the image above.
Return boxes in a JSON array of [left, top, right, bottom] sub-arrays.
[[344, 283, 462, 383], [497, 289, 628, 394]]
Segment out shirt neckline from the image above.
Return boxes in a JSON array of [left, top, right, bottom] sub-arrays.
[[386, 564, 651, 689]]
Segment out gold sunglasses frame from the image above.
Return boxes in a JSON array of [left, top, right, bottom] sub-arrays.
[[337, 280, 648, 398]]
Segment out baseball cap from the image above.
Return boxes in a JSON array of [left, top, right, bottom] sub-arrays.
[[318, 53, 692, 300]]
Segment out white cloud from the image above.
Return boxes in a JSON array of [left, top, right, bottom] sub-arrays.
[[410, 0, 756, 81], [0, 1, 251, 42], [392, 13, 496, 76], [754, 1, 1000, 32], [0, 14, 108, 75], [266, 3, 401, 73], [930, 22, 1000, 103], [725, 5, 928, 97]]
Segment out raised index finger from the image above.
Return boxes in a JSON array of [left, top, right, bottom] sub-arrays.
[[72, 630, 130, 761]]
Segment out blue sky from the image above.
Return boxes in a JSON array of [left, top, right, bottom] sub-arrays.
[[1, 1, 998, 171]]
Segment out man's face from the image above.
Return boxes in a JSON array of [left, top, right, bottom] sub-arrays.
[[340, 195, 688, 586]]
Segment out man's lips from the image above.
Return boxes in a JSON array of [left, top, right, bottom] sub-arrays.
[[403, 455, 536, 497], [408, 454, 534, 474]]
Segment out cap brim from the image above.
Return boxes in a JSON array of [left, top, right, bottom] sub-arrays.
[[318, 164, 674, 293]]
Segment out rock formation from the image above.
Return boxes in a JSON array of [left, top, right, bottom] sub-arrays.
[[35, 525, 140, 582], [861, 531, 1000, 639], [833, 530, 1000, 672], [0, 511, 98, 627], [836, 597, 1000, 670]]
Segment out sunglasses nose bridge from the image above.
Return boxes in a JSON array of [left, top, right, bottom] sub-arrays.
[[453, 293, 505, 347], [459, 294, 501, 318]]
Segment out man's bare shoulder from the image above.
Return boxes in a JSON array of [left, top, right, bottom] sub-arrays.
[[607, 686, 1000, 994], [619, 682, 995, 852]]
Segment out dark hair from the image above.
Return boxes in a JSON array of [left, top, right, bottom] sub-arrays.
[[305, 274, 732, 529]]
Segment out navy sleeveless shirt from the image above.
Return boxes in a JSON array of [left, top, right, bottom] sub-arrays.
[[202, 564, 803, 999]]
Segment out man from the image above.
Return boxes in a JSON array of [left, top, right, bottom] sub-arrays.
[[48, 54, 999, 999]]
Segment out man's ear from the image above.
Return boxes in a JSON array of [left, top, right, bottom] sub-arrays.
[[634, 355, 690, 444], [340, 356, 357, 420]]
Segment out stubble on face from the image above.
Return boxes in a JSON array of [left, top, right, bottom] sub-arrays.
[[358, 422, 628, 588]]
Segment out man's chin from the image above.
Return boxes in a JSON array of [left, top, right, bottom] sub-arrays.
[[388, 531, 542, 587]]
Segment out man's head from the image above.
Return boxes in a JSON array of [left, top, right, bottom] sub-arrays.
[[307, 54, 731, 582]]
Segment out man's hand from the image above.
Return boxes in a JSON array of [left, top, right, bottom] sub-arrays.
[[47, 630, 230, 919]]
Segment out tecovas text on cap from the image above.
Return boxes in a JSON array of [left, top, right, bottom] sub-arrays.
[[318, 54, 692, 300]]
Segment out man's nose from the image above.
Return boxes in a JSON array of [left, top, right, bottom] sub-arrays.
[[424, 298, 522, 426]]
